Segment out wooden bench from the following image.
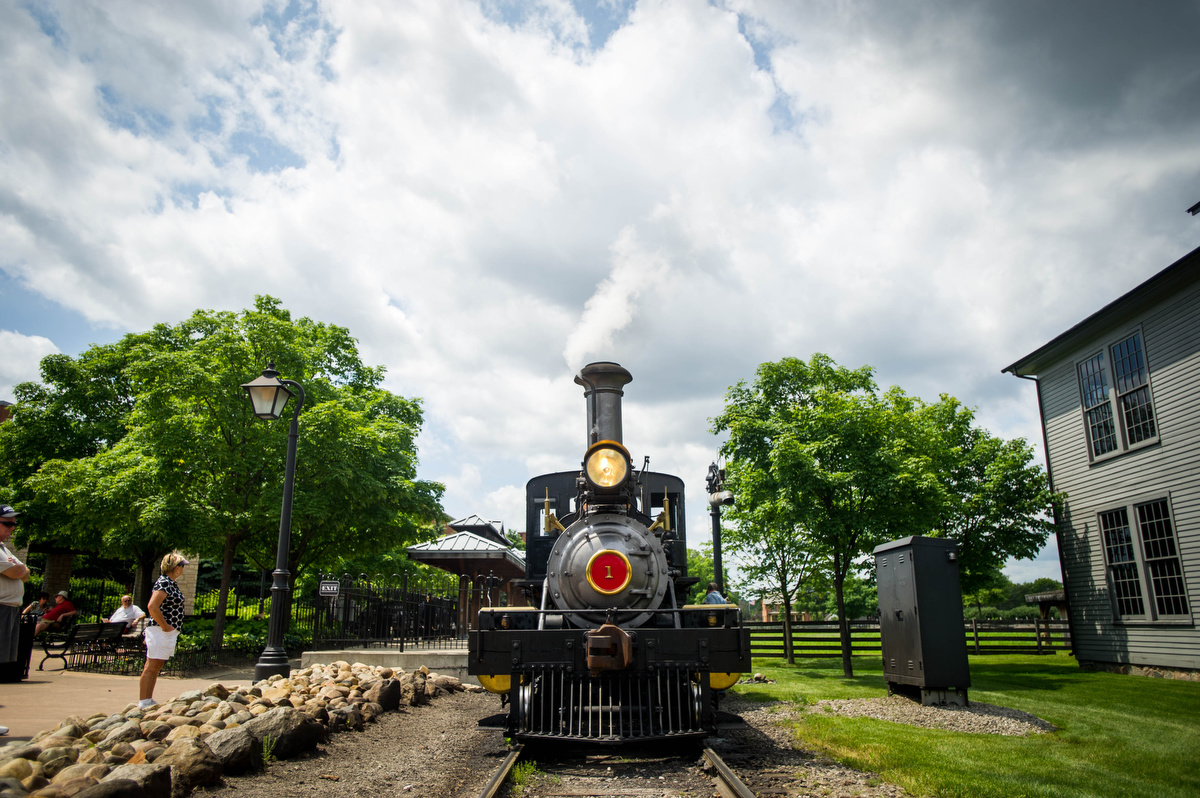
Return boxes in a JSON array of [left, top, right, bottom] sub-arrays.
[[38, 621, 129, 671]]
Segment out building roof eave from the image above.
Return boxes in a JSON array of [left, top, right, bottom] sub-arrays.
[[1003, 244, 1200, 377]]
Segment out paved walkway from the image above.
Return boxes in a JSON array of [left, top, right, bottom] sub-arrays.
[[0, 660, 262, 743]]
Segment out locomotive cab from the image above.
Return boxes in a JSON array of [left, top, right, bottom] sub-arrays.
[[468, 362, 751, 743]]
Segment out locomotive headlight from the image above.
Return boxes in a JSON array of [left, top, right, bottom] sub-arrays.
[[584, 441, 630, 490]]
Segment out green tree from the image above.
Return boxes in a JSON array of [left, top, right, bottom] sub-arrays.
[[719, 475, 820, 664], [0, 338, 144, 549], [685, 545, 716, 605], [920, 397, 1059, 594], [714, 355, 944, 676], [5, 297, 444, 651]]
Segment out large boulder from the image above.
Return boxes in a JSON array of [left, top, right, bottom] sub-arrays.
[[1, 746, 42, 763], [98, 723, 143, 750], [0, 759, 33, 780], [428, 674, 464, 693], [202, 728, 261, 775], [38, 747, 80, 765], [54, 774, 102, 797], [102, 765, 171, 798], [398, 672, 428, 706], [363, 679, 402, 711], [153, 739, 222, 790], [74, 779, 149, 798], [202, 684, 230, 701], [241, 708, 323, 760], [52, 764, 110, 785]]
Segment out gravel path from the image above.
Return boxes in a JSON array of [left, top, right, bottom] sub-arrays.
[[809, 695, 1057, 736], [202, 690, 508, 798]]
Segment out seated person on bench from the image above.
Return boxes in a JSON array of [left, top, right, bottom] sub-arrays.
[[109, 594, 145, 633], [34, 590, 77, 636]]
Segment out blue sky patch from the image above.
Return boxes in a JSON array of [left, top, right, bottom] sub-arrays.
[[23, 1, 67, 49], [0, 271, 120, 362], [229, 131, 306, 173], [482, 0, 633, 50], [170, 182, 233, 210], [97, 85, 173, 136]]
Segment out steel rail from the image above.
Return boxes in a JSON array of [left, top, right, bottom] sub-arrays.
[[702, 746, 757, 798], [477, 743, 525, 798]]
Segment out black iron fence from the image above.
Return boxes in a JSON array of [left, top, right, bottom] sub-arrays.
[[299, 571, 469, 651], [23, 574, 130, 623], [192, 568, 272, 620]]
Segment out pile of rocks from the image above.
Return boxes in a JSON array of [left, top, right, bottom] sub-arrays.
[[0, 661, 480, 798]]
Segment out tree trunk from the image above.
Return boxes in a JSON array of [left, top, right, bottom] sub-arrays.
[[209, 532, 242, 654], [834, 564, 853, 678], [133, 549, 159, 609], [781, 586, 795, 665]]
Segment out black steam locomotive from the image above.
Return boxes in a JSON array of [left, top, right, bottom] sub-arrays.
[[468, 362, 751, 742]]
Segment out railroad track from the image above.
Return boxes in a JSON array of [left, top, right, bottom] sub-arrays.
[[476, 740, 756, 798]]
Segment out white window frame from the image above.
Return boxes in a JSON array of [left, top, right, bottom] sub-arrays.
[[1075, 326, 1160, 464], [1096, 495, 1191, 624]]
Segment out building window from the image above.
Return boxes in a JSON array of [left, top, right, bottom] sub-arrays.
[[1077, 330, 1158, 460], [1079, 353, 1118, 456], [1098, 499, 1189, 621], [1111, 333, 1156, 444], [1099, 508, 1145, 618]]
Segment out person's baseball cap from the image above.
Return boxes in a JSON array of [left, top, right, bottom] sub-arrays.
[[57, 590, 69, 598], [0, 505, 18, 518]]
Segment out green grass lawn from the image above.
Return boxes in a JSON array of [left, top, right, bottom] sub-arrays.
[[733, 653, 1200, 798]]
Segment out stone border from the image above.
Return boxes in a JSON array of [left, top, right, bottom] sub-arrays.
[[1077, 661, 1200, 681], [0, 660, 484, 798]]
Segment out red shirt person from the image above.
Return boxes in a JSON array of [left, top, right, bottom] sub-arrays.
[[34, 591, 77, 635]]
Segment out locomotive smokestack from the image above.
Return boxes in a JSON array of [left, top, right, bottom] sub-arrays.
[[575, 362, 633, 446]]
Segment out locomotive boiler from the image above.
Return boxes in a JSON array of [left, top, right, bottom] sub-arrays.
[[468, 362, 751, 742]]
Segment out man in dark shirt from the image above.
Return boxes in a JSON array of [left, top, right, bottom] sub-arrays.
[[34, 591, 77, 635]]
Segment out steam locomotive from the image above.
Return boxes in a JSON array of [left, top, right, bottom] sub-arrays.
[[468, 362, 751, 742]]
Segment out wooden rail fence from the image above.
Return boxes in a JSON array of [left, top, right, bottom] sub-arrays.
[[748, 618, 1071, 658]]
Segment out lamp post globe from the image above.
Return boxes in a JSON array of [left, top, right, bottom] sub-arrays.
[[241, 362, 305, 681]]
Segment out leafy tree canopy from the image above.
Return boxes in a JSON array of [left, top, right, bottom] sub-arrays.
[[1, 297, 445, 643], [713, 354, 1057, 675]]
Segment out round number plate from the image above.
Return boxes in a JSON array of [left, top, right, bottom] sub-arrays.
[[586, 549, 633, 595]]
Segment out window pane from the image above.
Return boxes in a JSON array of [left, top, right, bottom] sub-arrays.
[[1112, 333, 1157, 445], [1079, 354, 1110, 409], [1100, 508, 1145, 617], [1111, 333, 1147, 395], [1121, 386, 1157, 443], [1086, 404, 1118, 455], [1137, 500, 1189, 617]]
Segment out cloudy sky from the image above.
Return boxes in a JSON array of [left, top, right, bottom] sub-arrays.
[[3, 0, 1198, 584]]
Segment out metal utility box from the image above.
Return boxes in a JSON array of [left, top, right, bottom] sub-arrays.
[[874, 536, 970, 705]]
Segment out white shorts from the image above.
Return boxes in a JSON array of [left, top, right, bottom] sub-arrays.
[[144, 626, 179, 660]]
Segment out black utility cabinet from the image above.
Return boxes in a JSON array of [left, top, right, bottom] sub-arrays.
[[874, 536, 970, 706]]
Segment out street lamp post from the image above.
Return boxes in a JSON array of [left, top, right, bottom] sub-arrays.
[[706, 462, 734, 593], [242, 361, 305, 681]]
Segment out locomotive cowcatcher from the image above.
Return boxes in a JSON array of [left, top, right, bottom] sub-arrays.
[[468, 362, 751, 743]]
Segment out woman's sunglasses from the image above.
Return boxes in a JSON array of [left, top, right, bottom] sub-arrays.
[[0, 521, 16, 528]]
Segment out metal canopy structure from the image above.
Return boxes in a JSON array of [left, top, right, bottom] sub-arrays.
[[406, 530, 525, 579]]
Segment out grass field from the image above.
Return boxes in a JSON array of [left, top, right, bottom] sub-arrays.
[[732, 653, 1200, 798]]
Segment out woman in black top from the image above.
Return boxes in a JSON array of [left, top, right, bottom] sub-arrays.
[[138, 551, 188, 709]]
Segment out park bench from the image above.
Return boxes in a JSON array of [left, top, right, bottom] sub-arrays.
[[38, 621, 129, 671]]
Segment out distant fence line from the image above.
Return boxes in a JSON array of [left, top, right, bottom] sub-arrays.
[[748, 618, 1072, 658]]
